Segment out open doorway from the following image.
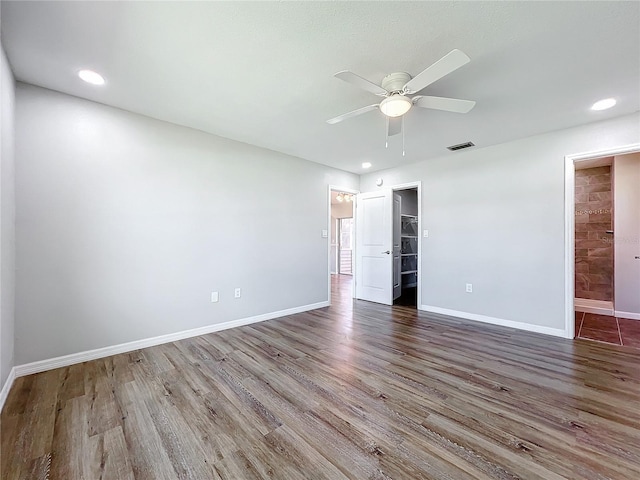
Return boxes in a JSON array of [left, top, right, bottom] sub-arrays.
[[566, 145, 640, 347], [329, 187, 357, 304], [352, 181, 421, 308], [332, 216, 354, 275], [574, 157, 614, 315], [393, 187, 419, 308]]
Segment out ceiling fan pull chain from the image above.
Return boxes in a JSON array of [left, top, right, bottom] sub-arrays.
[[385, 116, 389, 148], [402, 116, 406, 156]]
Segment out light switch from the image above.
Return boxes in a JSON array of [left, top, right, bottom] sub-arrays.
[[423, 230, 429, 238], [322, 229, 328, 238]]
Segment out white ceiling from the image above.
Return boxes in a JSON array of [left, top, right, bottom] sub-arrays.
[[2, 2, 639, 174]]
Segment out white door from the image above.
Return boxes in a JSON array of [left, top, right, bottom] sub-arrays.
[[355, 189, 394, 305], [393, 193, 402, 300]]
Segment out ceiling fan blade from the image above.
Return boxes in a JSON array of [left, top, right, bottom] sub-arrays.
[[326, 104, 380, 124], [403, 49, 471, 94], [388, 117, 402, 136], [334, 71, 388, 96], [413, 96, 476, 113]]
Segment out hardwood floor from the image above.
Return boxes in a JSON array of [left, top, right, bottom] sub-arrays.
[[2, 276, 640, 479]]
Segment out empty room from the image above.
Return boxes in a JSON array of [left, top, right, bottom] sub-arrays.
[[1, 1, 640, 479]]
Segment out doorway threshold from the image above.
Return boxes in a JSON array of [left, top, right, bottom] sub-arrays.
[[575, 298, 614, 316]]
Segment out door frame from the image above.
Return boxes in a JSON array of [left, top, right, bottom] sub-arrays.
[[564, 143, 640, 339], [391, 181, 422, 309], [328, 185, 359, 305]]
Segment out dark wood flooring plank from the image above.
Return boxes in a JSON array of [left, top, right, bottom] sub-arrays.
[[83, 360, 125, 437], [115, 380, 181, 480], [86, 426, 135, 480], [49, 395, 88, 479]]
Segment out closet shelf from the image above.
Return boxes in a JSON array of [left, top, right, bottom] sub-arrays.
[[401, 270, 418, 274]]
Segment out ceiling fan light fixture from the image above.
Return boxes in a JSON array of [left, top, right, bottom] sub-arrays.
[[379, 95, 412, 117], [336, 193, 344, 202]]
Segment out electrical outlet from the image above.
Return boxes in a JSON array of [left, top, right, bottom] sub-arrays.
[[466, 283, 473, 293], [234, 288, 241, 298], [423, 230, 429, 238], [211, 291, 219, 303]]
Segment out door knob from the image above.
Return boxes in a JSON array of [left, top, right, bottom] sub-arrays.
[[635, 256, 640, 259], [382, 250, 391, 254]]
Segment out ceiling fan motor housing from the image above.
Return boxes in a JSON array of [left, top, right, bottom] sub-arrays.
[[381, 72, 412, 94]]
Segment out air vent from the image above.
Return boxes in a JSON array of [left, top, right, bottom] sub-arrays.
[[447, 141, 475, 151]]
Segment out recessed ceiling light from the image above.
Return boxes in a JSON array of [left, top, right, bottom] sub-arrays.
[[362, 162, 372, 169], [78, 69, 105, 85], [591, 98, 616, 111]]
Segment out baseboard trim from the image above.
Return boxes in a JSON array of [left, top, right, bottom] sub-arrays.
[[15, 301, 329, 378], [575, 298, 614, 316], [0, 367, 16, 413], [419, 304, 567, 338], [615, 310, 640, 321]]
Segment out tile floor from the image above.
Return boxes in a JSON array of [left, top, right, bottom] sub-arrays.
[[575, 311, 640, 348]]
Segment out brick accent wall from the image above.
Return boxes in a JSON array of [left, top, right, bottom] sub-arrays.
[[575, 166, 613, 301]]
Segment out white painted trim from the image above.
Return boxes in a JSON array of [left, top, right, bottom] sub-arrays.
[[564, 155, 576, 338], [565, 144, 640, 164], [389, 181, 422, 191], [575, 298, 614, 316], [616, 311, 640, 321], [0, 367, 16, 413], [564, 143, 640, 340], [391, 181, 423, 309], [15, 301, 329, 377], [327, 185, 333, 305], [419, 304, 566, 338], [328, 184, 359, 303]]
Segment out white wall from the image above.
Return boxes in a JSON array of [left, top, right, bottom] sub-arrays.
[[361, 113, 640, 332], [15, 84, 358, 364], [614, 153, 640, 317], [0, 43, 16, 388]]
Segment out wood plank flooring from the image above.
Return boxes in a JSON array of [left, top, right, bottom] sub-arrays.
[[2, 274, 640, 479]]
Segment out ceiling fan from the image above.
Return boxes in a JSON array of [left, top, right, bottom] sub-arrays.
[[327, 49, 476, 147]]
